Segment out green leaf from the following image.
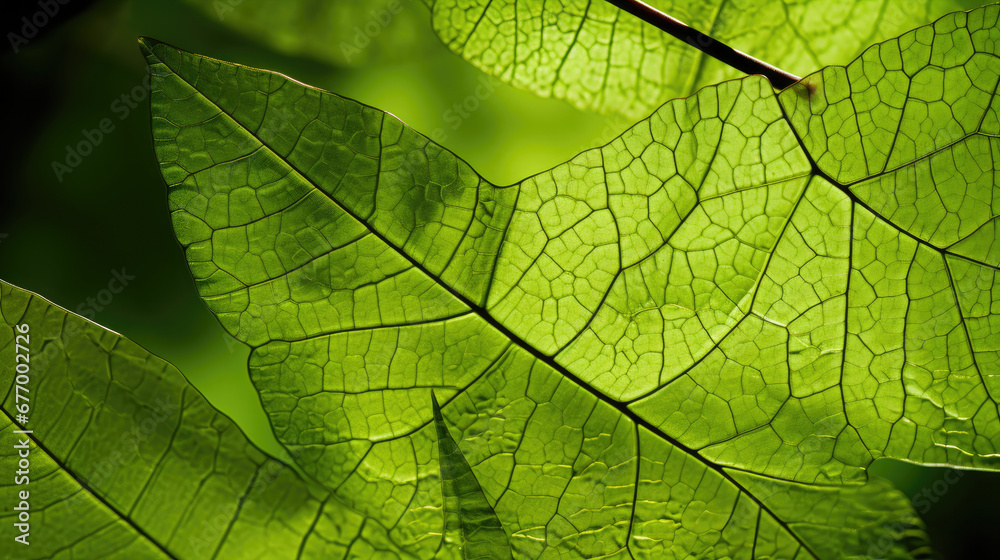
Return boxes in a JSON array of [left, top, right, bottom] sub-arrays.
[[432, 393, 513, 559], [143, 4, 1000, 555], [0, 281, 403, 559], [422, 0, 983, 118]]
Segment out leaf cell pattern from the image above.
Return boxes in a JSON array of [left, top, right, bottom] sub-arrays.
[[0, 282, 406, 559], [144, 6, 1000, 559]]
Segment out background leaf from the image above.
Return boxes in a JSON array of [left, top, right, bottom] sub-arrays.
[[423, 0, 985, 118], [0, 281, 402, 559]]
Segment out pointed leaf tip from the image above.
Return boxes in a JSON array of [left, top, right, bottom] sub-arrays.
[[431, 391, 443, 419], [432, 394, 513, 559], [137, 36, 156, 58]]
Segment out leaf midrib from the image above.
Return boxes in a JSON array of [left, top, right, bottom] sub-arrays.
[[149, 47, 825, 559]]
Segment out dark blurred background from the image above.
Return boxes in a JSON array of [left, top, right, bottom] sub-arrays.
[[0, 1, 995, 558]]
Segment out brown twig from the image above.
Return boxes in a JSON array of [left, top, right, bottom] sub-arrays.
[[603, 0, 802, 89]]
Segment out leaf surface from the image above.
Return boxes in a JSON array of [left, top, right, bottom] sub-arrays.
[[423, 0, 983, 117], [0, 281, 401, 559], [143, 6, 1000, 556]]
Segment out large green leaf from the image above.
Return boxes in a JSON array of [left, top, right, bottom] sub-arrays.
[[144, 4, 1000, 556], [423, 0, 983, 118], [0, 281, 404, 558]]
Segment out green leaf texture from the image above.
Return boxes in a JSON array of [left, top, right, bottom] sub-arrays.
[[422, 0, 982, 118], [144, 5, 1000, 557], [0, 281, 406, 559]]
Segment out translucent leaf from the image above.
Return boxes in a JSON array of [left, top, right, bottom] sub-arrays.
[[141, 6, 1000, 557]]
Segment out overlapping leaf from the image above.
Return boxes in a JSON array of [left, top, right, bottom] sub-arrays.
[[432, 394, 513, 559], [423, 0, 983, 117], [144, 5, 1000, 557], [0, 281, 403, 559]]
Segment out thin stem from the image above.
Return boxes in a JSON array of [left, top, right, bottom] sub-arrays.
[[603, 0, 802, 90]]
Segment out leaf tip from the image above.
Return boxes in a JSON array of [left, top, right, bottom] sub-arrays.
[[137, 36, 164, 61], [431, 391, 443, 422]]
